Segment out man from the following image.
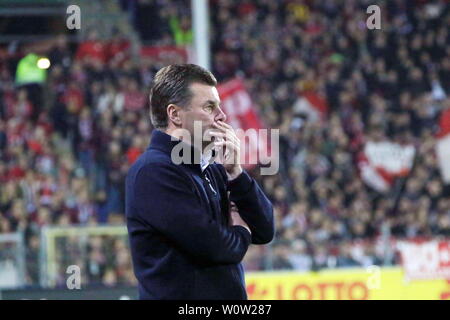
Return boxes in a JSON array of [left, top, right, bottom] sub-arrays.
[[125, 64, 274, 300]]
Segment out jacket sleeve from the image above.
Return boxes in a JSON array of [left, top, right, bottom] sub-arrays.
[[225, 169, 275, 245], [132, 163, 252, 265]]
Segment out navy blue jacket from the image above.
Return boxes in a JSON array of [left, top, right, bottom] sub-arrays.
[[125, 130, 274, 300]]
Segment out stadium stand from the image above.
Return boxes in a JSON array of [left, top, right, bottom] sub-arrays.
[[0, 0, 449, 288]]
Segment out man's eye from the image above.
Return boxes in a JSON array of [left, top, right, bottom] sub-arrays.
[[204, 105, 214, 112]]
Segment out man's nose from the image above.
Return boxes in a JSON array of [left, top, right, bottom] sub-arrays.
[[215, 106, 227, 122]]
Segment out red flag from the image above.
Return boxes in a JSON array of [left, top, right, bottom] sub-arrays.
[[358, 140, 415, 193], [217, 78, 270, 169]]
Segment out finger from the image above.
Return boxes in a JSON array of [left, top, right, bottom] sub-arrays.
[[212, 121, 234, 133], [214, 140, 239, 151], [210, 130, 239, 145], [207, 131, 227, 140], [212, 122, 227, 133], [217, 120, 234, 130], [213, 141, 235, 157], [214, 140, 240, 163], [206, 132, 238, 150], [211, 122, 238, 141]]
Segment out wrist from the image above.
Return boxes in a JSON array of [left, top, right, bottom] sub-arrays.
[[226, 166, 243, 181]]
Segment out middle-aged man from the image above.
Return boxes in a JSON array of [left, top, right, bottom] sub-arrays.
[[125, 64, 274, 300]]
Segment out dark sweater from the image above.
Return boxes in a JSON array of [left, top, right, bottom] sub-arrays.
[[125, 129, 274, 300]]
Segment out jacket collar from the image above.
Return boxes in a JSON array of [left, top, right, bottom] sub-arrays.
[[148, 129, 207, 173]]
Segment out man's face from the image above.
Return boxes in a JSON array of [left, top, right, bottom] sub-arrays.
[[178, 82, 227, 147]]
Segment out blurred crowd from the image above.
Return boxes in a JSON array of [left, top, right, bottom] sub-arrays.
[[54, 235, 136, 287], [0, 0, 449, 287], [208, 0, 450, 271], [0, 28, 149, 286]]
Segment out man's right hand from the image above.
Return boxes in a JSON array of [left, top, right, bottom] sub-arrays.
[[230, 201, 251, 235]]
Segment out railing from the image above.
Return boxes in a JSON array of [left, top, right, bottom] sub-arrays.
[[0, 232, 26, 289], [39, 225, 128, 288], [3, 222, 449, 290]]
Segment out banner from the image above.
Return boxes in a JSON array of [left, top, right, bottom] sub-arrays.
[[245, 267, 450, 300], [140, 46, 188, 63], [358, 140, 415, 192], [217, 78, 270, 170], [292, 91, 328, 122], [398, 240, 450, 281]]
